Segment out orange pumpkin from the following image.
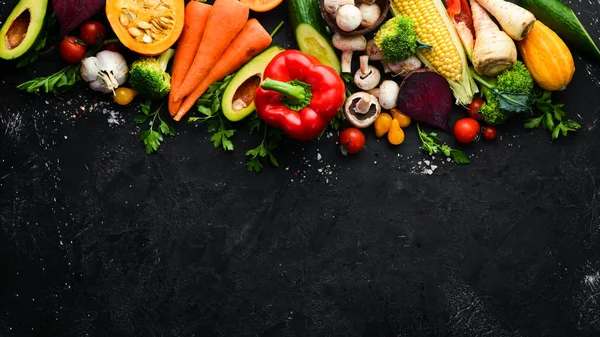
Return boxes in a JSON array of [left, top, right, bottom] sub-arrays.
[[106, 0, 184, 56], [517, 21, 575, 91]]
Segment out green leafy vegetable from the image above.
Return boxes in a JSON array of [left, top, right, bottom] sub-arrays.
[[188, 74, 238, 151], [524, 89, 581, 140], [417, 123, 470, 164], [246, 116, 282, 172], [16, 65, 81, 94], [134, 100, 176, 154]]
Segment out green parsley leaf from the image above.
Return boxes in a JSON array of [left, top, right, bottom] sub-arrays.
[[140, 100, 152, 115], [245, 121, 280, 172], [141, 129, 163, 154], [417, 123, 469, 164], [133, 114, 149, 124], [524, 89, 581, 140]]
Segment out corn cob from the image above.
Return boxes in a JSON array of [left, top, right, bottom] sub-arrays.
[[390, 0, 478, 105]]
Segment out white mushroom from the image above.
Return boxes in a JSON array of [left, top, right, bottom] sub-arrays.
[[336, 4, 362, 32], [354, 55, 380, 90], [365, 39, 382, 61], [332, 33, 367, 73], [380, 59, 392, 74], [343, 91, 381, 128], [387, 55, 422, 77], [359, 3, 381, 28], [378, 80, 400, 109], [323, 0, 355, 15], [362, 0, 376, 4], [366, 88, 380, 97]]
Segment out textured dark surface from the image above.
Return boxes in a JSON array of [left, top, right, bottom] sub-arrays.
[[2, 0, 600, 336]]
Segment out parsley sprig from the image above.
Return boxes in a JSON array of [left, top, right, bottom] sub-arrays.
[[524, 89, 581, 140], [134, 100, 176, 154], [188, 74, 236, 151], [245, 116, 282, 172], [417, 123, 470, 164]]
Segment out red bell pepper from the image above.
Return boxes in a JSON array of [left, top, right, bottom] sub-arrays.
[[446, 0, 475, 59], [254, 50, 346, 141]]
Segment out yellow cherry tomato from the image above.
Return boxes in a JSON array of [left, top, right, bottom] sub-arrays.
[[114, 87, 138, 105], [374, 112, 393, 137], [390, 108, 411, 128], [387, 119, 405, 145]]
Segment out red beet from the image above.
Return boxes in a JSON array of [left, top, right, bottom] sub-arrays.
[[397, 69, 453, 132], [53, 0, 106, 37]]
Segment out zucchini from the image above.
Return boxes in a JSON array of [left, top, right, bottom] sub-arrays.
[[520, 0, 600, 62], [286, 0, 341, 73]]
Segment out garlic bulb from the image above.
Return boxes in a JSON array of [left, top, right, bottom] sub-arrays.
[[80, 50, 129, 94]]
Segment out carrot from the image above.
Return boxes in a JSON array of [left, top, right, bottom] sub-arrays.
[[173, 19, 273, 121], [173, 0, 249, 102], [168, 1, 212, 116]]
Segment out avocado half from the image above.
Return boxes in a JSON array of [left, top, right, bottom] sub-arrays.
[[0, 0, 48, 60], [222, 46, 284, 122]]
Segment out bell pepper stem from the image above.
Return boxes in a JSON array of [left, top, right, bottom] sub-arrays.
[[262, 78, 309, 106]]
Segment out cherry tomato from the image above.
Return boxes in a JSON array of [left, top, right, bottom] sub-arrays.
[[114, 87, 138, 105], [454, 117, 481, 144], [79, 20, 106, 45], [104, 42, 122, 52], [339, 128, 365, 154], [483, 126, 497, 141], [59, 36, 87, 64], [467, 97, 485, 121]]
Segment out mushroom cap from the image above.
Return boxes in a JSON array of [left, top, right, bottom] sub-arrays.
[[344, 92, 381, 128], [359, 3, 381, 27], [336, 4, 362, 32], [354, 65, 381, 90], [378, 80, 400, 110], [332, 34, 367, 51]]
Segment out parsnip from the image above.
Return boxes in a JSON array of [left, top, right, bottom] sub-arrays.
[[471, 0, 517, 76], [475, 0, 536, 41]]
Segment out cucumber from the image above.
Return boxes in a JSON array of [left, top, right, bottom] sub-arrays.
[[520, 0, 600, 62], [286, 0, 341, 73]]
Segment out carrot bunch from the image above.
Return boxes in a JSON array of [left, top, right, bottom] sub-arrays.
[[168, 0, 273, 121]]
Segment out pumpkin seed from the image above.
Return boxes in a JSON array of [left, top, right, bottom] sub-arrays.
[[142, 35, 153, 43], [119, 13, 129, 26], [128, 27, 142, 37], [137, 21, 152, 29]]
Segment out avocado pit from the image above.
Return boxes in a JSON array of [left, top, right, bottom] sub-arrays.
[[5, 9, 30, 50], [232, 74, 261, 111]]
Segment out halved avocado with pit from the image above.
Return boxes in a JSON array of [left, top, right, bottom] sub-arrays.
[[0, 0, 48, 60], [222, 46, 284, 122]]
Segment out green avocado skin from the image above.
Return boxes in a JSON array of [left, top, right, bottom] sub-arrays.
[[0, 0, 49, 60], [222, 46, 284, 122], [520, 0, 600, 62]]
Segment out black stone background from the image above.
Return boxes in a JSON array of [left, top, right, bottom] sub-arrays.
[[2, 0, 600, 336]]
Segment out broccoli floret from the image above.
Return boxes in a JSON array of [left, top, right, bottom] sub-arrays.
[[128, 48, 176, 99], [471, 61, 535, 125], [374, 15, 430, 63]]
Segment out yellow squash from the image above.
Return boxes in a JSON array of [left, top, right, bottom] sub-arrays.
[[517, 21, 575, 91]]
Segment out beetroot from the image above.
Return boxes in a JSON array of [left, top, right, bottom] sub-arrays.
[[397, 69, 453, 132], [53, 0, 106, 37]]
